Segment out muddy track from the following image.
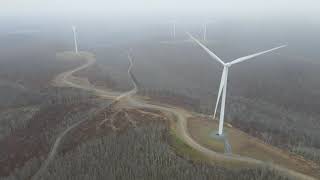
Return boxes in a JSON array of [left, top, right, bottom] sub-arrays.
[[35, 51, 316, 180]]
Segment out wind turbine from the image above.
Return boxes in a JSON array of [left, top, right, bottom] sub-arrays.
[[172, 21, 176, 40], [203, 20, 216, 42], [187, 32, 286, 136], [72, 25, 78, 54]]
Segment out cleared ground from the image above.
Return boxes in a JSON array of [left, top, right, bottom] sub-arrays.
[[187, 116, 320, 178]]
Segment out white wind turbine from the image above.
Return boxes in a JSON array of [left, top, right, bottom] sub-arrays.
[[172, 21, 176, 40], [187, 32, 287, 136], [72, 25, 78, 54], [203, 20, 216, 42]]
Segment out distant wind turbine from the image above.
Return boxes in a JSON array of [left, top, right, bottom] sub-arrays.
[[72, 25, 78, 54], [187, 32, 287, 136], [203, 20, 216, 42], [173, 22, 176, 40]]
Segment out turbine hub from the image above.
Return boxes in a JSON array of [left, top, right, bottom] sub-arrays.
[[225, 63, 231, 67]]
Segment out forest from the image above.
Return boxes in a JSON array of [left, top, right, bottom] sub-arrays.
[[0, 18, 319, 179]]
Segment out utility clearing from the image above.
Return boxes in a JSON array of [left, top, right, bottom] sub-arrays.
[[187, 116, 320, 178]]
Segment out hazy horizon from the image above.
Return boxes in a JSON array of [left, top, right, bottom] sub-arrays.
[[1, 0, 319, 23]]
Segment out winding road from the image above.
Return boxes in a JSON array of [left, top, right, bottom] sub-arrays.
[[34, 51, 316, 180], [31, 52, 137, 180]]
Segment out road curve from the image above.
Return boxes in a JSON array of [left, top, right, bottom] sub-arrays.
[[115, 53, 138, 101], [30, 117, 88, 180], [31, 52, 138, 180], [39, 51, 316, 180], [53, 52, 122, 99]]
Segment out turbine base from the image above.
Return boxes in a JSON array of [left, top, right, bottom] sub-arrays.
[[209, 130, 226, 140]]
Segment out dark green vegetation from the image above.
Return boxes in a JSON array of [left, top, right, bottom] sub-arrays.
[[3, 122, 292, 180], [0, 87, 104, 175]]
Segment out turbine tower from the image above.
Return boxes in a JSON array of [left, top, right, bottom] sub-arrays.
[[187, 32, 286, 136], [203, 20, 215, 42], [72, 25, 78, 54], [173, 22, 176, 40], [203, 23, 207, 41]]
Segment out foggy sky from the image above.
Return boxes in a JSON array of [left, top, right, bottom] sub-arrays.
[[1, 0, 319, 20]]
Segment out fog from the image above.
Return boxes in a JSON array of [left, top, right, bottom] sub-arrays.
[[1, 0, 320, 22], [1, 1, 320, 179]]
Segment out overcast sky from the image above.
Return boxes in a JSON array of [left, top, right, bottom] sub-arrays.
[[1, 0, 319, 20]]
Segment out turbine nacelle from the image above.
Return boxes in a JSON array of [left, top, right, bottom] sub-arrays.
[[224, 63, 231, 67]]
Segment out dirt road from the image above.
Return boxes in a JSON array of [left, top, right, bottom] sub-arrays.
[[31, 52, 137, 180]]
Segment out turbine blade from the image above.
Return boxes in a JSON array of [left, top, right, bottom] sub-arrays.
[[186, 32, 225, 65], [229, 45, 287, 66], [213, 67, 226, 119]]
